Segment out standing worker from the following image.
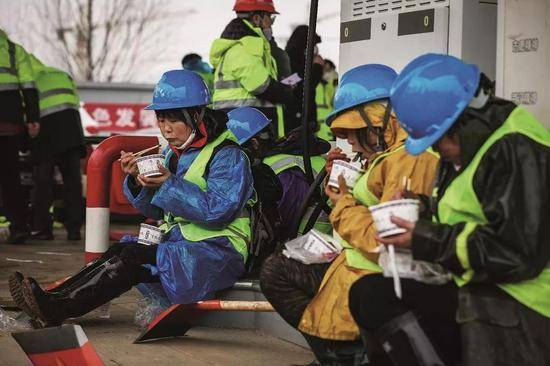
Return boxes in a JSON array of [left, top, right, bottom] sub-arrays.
[[209, 0, 293, 137], [181, 53, 214, 92], [284, 25, 324, 134], [315, 59, 337, 141], [0, 29, 40, 244], [349, 54, 550, 366], [29, 55, 85, 241]]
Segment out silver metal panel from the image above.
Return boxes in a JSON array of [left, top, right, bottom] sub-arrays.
[[496, 0, 550, 127], [339, 6, 449, 74]]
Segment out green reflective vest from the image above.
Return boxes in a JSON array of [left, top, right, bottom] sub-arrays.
[[30, 56, 79, 118], [315, 81, 335, 141], [263, 154, 326, 176], [340, 149, 408, 271], [0, 32, 35, 91], [436, 107, 550, 317], [159, 130, 253, 261], [263, 153, 329, 234], [210, 19, 278, 110]]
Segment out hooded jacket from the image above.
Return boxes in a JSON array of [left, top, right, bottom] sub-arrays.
[[298, 106, 439, 340], [412, 100, 550, 316], [0, 30, 39, 135], [210, 18, 292, 126]]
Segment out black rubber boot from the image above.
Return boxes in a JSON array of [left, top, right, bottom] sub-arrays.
[[302, 333, 369, 366], [9, 272, 32, 315], [21, 256, 133, 328], [376, 312, 446, 366], [46, 244, 122, 294]]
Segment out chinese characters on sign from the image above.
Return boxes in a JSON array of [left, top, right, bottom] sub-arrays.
[[84, 103, 157, 133]]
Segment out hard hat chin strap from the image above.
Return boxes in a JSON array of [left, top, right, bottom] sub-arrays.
[[181, 107, 205, 131], [356, 101, 391, 153]]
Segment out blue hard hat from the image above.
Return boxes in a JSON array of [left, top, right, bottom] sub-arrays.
[[390, 53, 480, 155], [227, 107, 271, 145], [325, 64, 398, 125], [145, 69, 211, 110]]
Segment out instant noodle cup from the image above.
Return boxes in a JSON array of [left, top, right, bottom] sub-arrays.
[[137, 223, 163, 246], [328, 160, 365, 190], [136, 154, 164, 177], [370, 199, 419, 237]]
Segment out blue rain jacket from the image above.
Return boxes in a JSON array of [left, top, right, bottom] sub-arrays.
[[123, 144, 254, 304]]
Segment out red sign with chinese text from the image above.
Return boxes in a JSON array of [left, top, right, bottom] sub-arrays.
[[83, 103, 157, 134]]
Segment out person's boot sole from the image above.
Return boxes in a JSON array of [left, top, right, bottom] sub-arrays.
[[21, 278, 54, 329], [9, 272, 32, 315]]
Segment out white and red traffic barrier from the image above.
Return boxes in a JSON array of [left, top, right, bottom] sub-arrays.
[[135, 300, 274, 343], [85, 135, 159, 263], [12, 324, 104, 366]]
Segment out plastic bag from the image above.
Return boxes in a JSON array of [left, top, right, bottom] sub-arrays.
[[282, 230, 343, 265], [134, 297, 166, 328], [0, 308, 33, 331], [378, 247, 452, 285], [134, 283, 170, 328]]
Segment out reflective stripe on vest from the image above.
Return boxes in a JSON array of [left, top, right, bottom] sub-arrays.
[[263, 154, 326, 176], [159, 130, 252, 261], [213, 98, 274, 110], [35, 69, 80, 117], [40, 103, 79, 118], [40, 88, 75, 99], [436, 107, 550, 317]]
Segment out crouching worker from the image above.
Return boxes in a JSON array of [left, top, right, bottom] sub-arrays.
[[260, 64, 439, 365], [349, 54, 550, 366], [227, 107, 330, 242], [9, 70, 254, 328]]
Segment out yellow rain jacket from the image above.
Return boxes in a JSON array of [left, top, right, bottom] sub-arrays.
[[298, 106, 439, 340]]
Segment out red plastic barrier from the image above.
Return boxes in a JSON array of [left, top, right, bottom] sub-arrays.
[[85, 135, 159, 263]]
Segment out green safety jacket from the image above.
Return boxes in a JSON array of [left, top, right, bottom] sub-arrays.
[[315, 81, 335, 141], [0, 31, 35, 92], [159, 130, 253, 261], [30, 56, 79, 118], [413, 106, 550, 317], [210, 19, 278, 110]]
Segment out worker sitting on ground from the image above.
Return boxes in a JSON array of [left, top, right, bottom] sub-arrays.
[[262, 128, 330, 241], [9, 70, 254, 328], [349, 54, 550, 366], [260, 64, 439, 365], [227, 106, 329, 245]]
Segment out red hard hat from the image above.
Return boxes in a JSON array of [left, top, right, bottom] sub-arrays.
[[233, 0, 279, 14]]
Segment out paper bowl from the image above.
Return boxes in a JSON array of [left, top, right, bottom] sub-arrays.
[[370, 199, 419, 237], [328, 160, 365, 190], [137, 223, 163, 246], [136, 154, 164, 177]]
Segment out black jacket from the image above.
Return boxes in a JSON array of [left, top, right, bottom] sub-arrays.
[[0, 89, 39, 135], [412, 99, 550, 284], [284, 25, 323, 133], [30, 108, 85, 160]]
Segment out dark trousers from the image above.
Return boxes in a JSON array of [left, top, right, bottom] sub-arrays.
[[103, 242, 160, 284], [349, 275, 461, 363], [32, 148, 83, 233], [260, 252, 367, 364], [0, 135, 27, 231], [260, 251, 330, 328]]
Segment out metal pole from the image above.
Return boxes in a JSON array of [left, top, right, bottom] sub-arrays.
[[300, 0, 319, 184]]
